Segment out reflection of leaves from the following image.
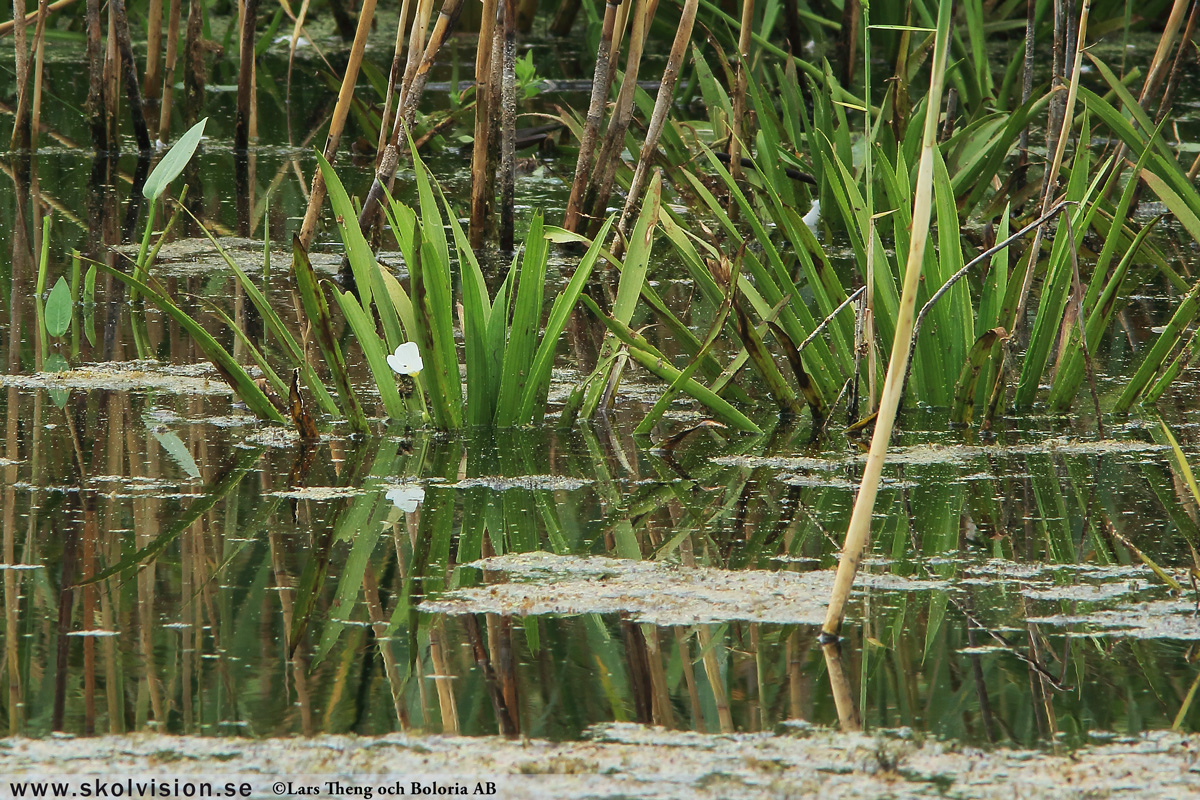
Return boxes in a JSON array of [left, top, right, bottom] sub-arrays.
[[146, 416, 201, 480], [45, 277, 72, 338], [78, 445, 263, 585], [43, 353, 69, 408]]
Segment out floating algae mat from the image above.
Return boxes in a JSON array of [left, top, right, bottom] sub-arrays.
[[423, 552, 944, 624]]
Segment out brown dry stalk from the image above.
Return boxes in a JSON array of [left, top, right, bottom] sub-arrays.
[[728, 0, 755, 184], [29, 0, 47, 152], [617, 0, 698, 239], [399, 0, 436, 111], [296, 0, 379, 250], [821, 0, 951, 639], [376, 0, 416, 160], [156, 0, 181, 144], [10, 0, 29, 150], [145, 0, 162, 103], [235, 0, 259, 152], [584, 0, 654, 237], [563, 0, 621, 233], [352, 0, 466, 245], [469, 0, 499, 247], [1008, 0, 1090, 351], [499, 0, 517, 251], [0, 0, 74, 37]]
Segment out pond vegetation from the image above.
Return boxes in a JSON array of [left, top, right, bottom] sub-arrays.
[[4, 0, 1200, 788]]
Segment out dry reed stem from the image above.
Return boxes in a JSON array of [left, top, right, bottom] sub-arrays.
[[10, 0, 29, 150], [235, 0, 259, 152], [29, 0, 47, 153], [469, 0, 499, 246], [585, 0, 653, 236], [297, 0, 378, 250], [399, 0, 436, 111], [376, 0, 416, 160], [111, 0, 152, 151], [728, 0, 754, 184], [399, 0, 468, 135], [564, 0, 621, 233], [1008, 0, 1090, 350], [499, 0, 517, 251], [820, 0, 951, 639], [616, 0, 697, 239], [156, 0, 181, 144], [145, 0, 162, 104], [352, 0, 466, 245], [0, 0, 73, 36]]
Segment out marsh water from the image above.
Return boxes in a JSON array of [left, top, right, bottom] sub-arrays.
[[3, 24, 1200, 753]]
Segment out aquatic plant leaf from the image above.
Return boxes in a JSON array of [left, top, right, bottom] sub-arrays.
[[146, 417, 201, 480], [331, 285, 407, 421], [44, 276, 72, 338], [292, 236, 368, 434], [95, 264, 286, 423], [520, 216, 614, 424], [950, 328, 1005, 425], [582, 295, 761, 433], [82, 263, 96, 347], [176, 204, 339, 417], [313, 150, 374, 310], [495, 213, 549, 426], [143, 117, 207, 200]]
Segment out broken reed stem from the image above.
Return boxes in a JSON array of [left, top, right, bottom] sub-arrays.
[[145, 0, 162, 105], [585, 0, 653, 237], [400, 0, 468, 132], [157, 0, 181, 144], [297, 0, 378, 251], [469, 0, 499, 247], [0, 0, 73, 36], [235, 0, 259, 153], [728, 0, 754, 185], [499, 0, 517, 252], [111, 0, 152, 151], [284, 0, 314, 143], [11, 0, 29, 150], [605, 0, 630, 89], [617, 0, 697, 239], [821, 0, 951, 640], [563, 0, 621, 234]]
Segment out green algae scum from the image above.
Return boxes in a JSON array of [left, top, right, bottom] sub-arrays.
[[4, 0, 1200, 796]]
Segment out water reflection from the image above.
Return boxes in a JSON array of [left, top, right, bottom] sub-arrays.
[[1, 380, 1199, 745]]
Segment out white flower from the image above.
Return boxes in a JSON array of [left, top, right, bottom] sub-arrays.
[[387, 342, 423, 377], [386, 484, 425, 513], [802, 199, 820, 232]]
